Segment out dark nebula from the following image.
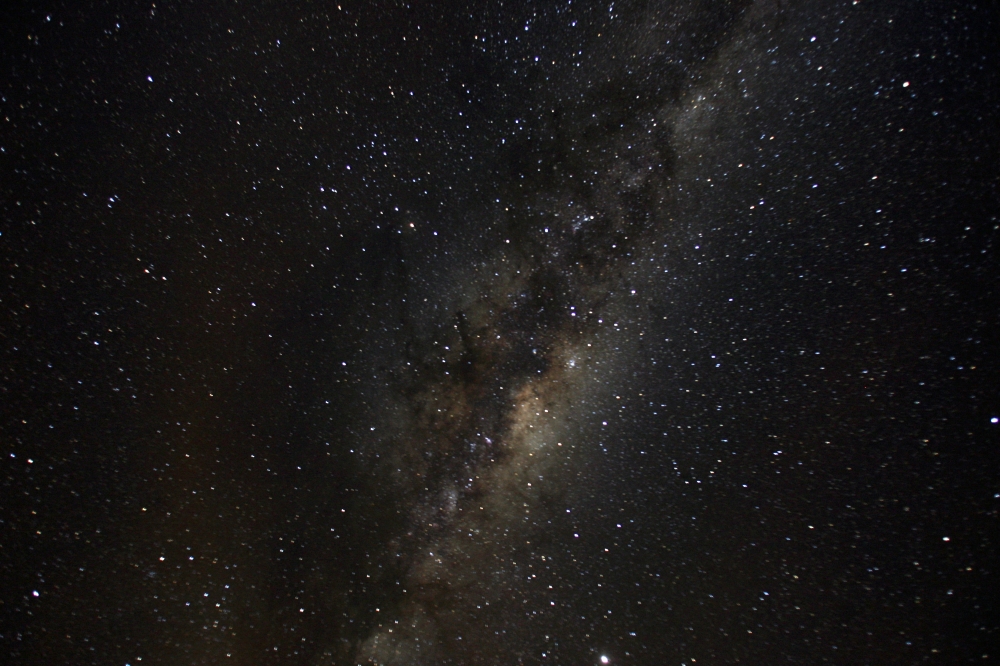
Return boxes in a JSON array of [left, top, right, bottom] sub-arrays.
[[2, 1, 998, 665]]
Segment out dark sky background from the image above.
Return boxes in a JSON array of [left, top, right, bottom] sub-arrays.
[[2, 1, 998, 664]]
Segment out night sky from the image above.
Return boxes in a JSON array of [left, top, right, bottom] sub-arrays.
[[2, 1, 998, 664]]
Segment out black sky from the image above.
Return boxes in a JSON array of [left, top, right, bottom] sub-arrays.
[[2, 1, 999, 664]]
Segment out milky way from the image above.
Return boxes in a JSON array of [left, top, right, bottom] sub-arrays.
[[343, 6, 727, 659], [329, 1, 875, 661]]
